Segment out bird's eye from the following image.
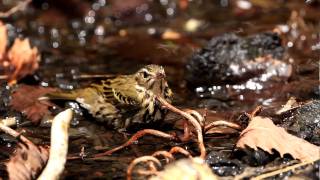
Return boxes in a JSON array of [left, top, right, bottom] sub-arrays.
[[142, 71, 149, 79]]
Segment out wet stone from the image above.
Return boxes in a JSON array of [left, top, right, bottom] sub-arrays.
[[65, 101, 85, 126], [206, 151, 244, 176], [185, 32, 285, 86], [234, 148, 280, 166], [282, 100, 320, 145], [0, 134, 18, 146], [0, 84, 11, 112], [0, 84, 21, 125]]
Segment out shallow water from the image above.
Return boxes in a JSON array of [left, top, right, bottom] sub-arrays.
[[0, 0, 319, 179]]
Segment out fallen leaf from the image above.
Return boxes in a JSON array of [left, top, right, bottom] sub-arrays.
[[0, 21, 7, 59], [6, 141, 49, 180], [276, 97, 299, 114], [0, 20, 40, 85], [236, 116, 320, 162], [162, 29, 182, 40], [179, 0, 189, 10], [6, 38, 40, 84], [10, 85, 56, 123]]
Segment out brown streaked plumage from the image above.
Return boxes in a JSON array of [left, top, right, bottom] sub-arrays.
[[46, 65, 173, 130]]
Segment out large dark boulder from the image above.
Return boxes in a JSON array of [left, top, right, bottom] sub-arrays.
[[185, 32, 285, 86]]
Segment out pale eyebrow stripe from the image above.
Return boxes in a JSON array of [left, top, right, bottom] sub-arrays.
[[141, 68, 153, 75]]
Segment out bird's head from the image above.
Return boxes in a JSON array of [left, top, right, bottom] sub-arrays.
[[135, 64, 167, 94]]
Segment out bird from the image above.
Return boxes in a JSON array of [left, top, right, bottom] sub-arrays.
[[45, 64, 173, 130]]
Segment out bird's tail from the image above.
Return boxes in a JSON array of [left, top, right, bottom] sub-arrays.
[[40, 90, 79, 101]]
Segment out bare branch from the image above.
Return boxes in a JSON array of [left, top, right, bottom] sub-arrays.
[[0, 0, 32, 18]]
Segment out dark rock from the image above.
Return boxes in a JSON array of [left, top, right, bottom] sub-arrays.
[[185, 32, 285, 86], [206, 151, 244, 176], [0, 84, 11, 112], [282, 100, 320, 145], [0, 84, 21, 125], [234, 148, 280, 166], [65, 101, 84, 126]]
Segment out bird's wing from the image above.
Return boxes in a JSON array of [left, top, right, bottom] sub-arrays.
[[92, 75, 140, 106]]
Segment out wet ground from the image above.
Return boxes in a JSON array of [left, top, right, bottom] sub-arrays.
[[0, 0, 319, 179]]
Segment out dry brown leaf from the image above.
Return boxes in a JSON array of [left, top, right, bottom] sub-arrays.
[[10, 85, 56, 123], [236, 116, 320, 162], [0, 21, 7, 59], [162, 29, 182, 40], [0, 20, 40, 85], [276, 97, 299, 114], [179, 0, 189, 10], [6, 38, 40, 84], [6, 141, 49, 180]]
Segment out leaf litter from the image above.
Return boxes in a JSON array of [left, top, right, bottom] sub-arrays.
[[0, 123, 48, 180], [10, 85, 56, 124], [0, 20, 40, 85], [236, 116, 320, 162], [6, 141, 49, 180]]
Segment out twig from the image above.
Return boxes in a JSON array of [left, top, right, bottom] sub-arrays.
[[0, 122, 30, 144], [135, 169, 158, 176], [0, 117, 17, 127], [169, 147, 192, 158], [179, 120, 190, 142], [0, 75, 8, 79], [184, 109, 205, 127], [252, 159, 320, 180], [204, 129, 238, 135], [235, 160, 299, 179], [152, 151, 174, 163], [276, 97, 298, 114], [0, 0, 32, 18], [38, 109, 73, 180], [156, 96, 206, 159], [204, 120, 242, 132], [94, 129, 177, 157], [250, 106, 262, 118], [127, 146, 192, 179], [134, 146, 192, 175], [127, 156, 161, 180]]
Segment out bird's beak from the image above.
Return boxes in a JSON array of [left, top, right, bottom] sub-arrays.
[[156, 73, 165, 79]]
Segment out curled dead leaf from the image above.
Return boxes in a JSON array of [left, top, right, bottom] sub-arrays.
[[162, 29, 182, 40], [10, 85, 57, 123], [0, 20, 40, 85], [6, 38, 40, 84], [179, 0, 189, 10], [0, 21, 7, 59], [236, 116, 320, 162], [6, 141, 49, 180], [276, 97, 299, 115]]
